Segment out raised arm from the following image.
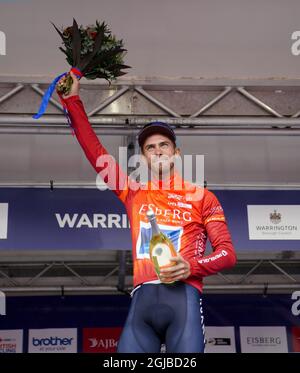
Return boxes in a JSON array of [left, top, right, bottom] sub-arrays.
[[59, 71, 128, 201]]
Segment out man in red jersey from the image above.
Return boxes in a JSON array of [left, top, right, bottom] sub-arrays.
[[58, 71, 237, 353]]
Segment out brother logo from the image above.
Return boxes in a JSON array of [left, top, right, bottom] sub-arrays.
[[0, 291, 6, 316], [0, 31, 6, 56], [32, 337, 74, 346]]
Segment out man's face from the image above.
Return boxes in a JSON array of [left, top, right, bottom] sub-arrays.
[[142, 133, 180, 177]]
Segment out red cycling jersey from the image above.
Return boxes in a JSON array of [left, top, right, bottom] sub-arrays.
[[64, 95, 237, 293]]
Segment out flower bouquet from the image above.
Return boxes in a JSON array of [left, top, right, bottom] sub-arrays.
[[33, 19, 130, 119], [54, 18, 130, 95]]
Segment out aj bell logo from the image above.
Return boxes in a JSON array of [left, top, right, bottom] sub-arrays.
[[89, 338, 117, 349], [0, 203, 8, 239], [0, 291, 6, 316], [0, 30, 6, 56]]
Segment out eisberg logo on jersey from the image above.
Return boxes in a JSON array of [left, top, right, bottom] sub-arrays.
[[139, 204, 191, 222]]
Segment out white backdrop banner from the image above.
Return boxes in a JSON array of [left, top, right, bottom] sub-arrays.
[[204, 326, 236, 353], [240, 326, 288, 353], [28, 328, 77, 353], [247, 205, 300, 240], [0, 329, 23, 353]]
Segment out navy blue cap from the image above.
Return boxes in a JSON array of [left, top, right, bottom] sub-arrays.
[[137, 121, 176, 148]]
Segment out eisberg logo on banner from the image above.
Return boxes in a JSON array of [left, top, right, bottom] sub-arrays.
[[28, 329, 77, 353], [247, 205, 300, 240], [240, 326, 288, 353], [0, 204, 8, 239], [0, 330, 23, 353]]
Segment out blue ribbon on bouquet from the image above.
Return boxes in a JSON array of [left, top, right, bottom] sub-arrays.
[[32, 72, 67, 120], [32, 67, 83, 135]]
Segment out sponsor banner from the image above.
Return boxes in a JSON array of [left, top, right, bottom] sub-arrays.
[[0, 188, 300, 251], [247, 205, 300, 240], [291, 327, 300, 352], [28, 328, 77, 353], [83, 327, 122, 353], [1, 294, 300, 353], [0, 188, 131, 251], [0, 329, 23, 353], [204, 326, 236, 353], [218, 190, 300, 251], [240, 326, 288, 353]]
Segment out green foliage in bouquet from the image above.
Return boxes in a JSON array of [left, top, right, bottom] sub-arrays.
[[53, 19, 130, 95]]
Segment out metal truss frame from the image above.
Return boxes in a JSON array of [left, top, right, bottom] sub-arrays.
[[1, 79, 300, 133], [0, 253, 299, 295], [0, 78, 300, 295]]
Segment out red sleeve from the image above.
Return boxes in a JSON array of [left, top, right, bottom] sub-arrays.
[[63, 95, 128, 201], [189, 190, 237, 277]]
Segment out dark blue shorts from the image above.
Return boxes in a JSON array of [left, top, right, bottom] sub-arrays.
[[117, 282, 205, 353]]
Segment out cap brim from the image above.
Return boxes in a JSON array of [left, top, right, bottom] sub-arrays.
[[138, 125, 176, 148]]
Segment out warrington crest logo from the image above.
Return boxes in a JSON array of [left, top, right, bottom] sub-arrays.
[[270, 210, 281, 225]]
